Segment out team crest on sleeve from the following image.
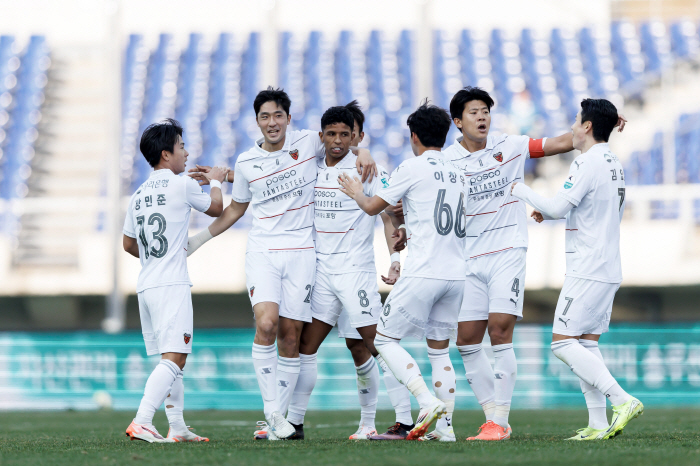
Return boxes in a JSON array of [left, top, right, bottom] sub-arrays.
[[183, 333, 192, 344], [249, 286, 255, 297], [493, 152, 503, 162], [290, 149, 299, 160], [564, 175, 575, 189]]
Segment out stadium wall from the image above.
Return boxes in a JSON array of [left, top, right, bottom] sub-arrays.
[[1, 324, 697, 411]]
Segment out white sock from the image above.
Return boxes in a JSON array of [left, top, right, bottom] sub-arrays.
[[458, 344, 496, 421], [356, 357, 379, 428], [376, 355, 413, 425], [287, 353, 317, 425], [276, 356, 301, 417], [551, 339, 631, 406], [375, 335, 433, 409], [134, 359, 181, 426], [492, 343, 517, 429], [428, 347, 455, 430], [165, 372, 188, 433], [252, 343, 279, 418], [579, 339, 609, 429]]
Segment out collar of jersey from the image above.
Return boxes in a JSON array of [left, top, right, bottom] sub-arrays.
[[584, 142, 609, 155], [319, 152, 357, 169], [454, 132, 506, 156], [252, 135, 290, 156], [149, 168, 173, 178]]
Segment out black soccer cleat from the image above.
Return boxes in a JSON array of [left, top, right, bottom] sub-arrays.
[[369, 422, 415, 440], [288, 423, 305, 440]]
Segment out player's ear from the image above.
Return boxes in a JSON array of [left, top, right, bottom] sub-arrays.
[[453, 118, 462, 129], [319, 131, 323, 141]]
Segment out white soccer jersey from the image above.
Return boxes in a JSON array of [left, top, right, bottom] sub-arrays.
[[556, 143, 625, 283], [442, 133, 545, 259], [231, 130, 324, 252], [377, 150, 467, 280], [123, 169, 212, 292], [314, 154, 389, 275]]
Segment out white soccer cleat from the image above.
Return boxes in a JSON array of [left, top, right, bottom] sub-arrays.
[[266, 411, 296, 440], [167, 426, 209, 442], [419, 425, 456, 442], [253, 421, 279, 440], [125, 421, 175, 443], [348, 424, 378, 440], [407, 398, 447, 440]]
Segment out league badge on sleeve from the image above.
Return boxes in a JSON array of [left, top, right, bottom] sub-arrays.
[[184, 333, 192, 344], [290, 148, 299, 160], [564, 175, 575, 189], [250, 286, 255, 297], [493, 152, 503, 162]]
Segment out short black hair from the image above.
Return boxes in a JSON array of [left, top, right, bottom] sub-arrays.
[[253, 86, 291, 116], [344, 100, 365, 133], [580, 98, 618, 142], [139, 118, 183, 167], [449, 86, 495, 121], [321, 106, 355, 132], [406, 101, 452, 148]]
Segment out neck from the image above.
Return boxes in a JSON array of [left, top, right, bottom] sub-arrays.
[[460, 133, 487, 153], [580, 138, 603, 154], [153, 163, 173, 173], [261, 133, 286, 152], [416, 146, 442, 156], [325, 151, 348, 167]]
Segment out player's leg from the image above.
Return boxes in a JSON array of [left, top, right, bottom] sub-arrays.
[[578, 336, 609, 431], [551, 279, 642, 439], [128, 286, 184, 443], [483, 248, 526, 435], [456, 263, 495, 430], [344, 336, 380, 439], [373, 278, 449, 440]]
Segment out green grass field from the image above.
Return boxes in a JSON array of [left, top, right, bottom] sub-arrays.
[[1, 409, 699, 466]]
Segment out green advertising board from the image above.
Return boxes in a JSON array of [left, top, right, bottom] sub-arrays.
[[1, 325, 699, 411]]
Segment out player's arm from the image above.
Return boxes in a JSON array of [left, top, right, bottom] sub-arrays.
[[380, 212, 402, 284], [541, 114, 627, 157], [188, 164, 233, 185], [352, 147, 378, 183], [123, 234, 139, 258], [511, 182, 574, 221], [187, 199, 249, 256], [202, 166, 228, 217], [338, 172, 389, 215]]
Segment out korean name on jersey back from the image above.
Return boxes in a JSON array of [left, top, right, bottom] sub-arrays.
[[557, 143, 625, 283], [377, 151, 467, 280], [123, 170, 212, 292], [443, 133, 541, 259], [230, 130, 324, 252], [314, 155, 388, 275]]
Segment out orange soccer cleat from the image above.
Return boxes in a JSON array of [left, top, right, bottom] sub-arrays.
[[466, 421, 512, 441], [125, 421, 174, 443], [167, 427, 209, 442]]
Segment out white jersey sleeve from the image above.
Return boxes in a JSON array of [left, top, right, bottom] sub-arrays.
[[230, 158, 253, 203], [368, 165, 390, 197], [123, 197, 136, 238], [557, 158, 596, 206], [377, 162, 414, 206], [185, 176, 212, 213]]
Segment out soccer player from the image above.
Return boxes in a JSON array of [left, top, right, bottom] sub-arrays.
[[339, 102, 467, 441], [185, 88, 376, 440], [283, 105, 410, 441], [511, 98, 642, 440], [442, 87, 626, 441], [123, 119, 226, 443]]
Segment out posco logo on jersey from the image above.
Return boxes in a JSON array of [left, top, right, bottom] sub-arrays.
[[315, 190, 336, 197], [470, 170, 501, 185], [266, 170, 297, 187]]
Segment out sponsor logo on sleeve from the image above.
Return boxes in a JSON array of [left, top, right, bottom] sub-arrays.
[[564, 175, 575, 189]]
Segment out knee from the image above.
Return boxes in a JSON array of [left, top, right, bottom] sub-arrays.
[[256, 318, 278, 342], [347, 340, 371, 364], [487, 325, 512, 345], [277, 331, 301, 355]]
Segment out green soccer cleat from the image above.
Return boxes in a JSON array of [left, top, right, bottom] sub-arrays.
[[601, 396, 644, 439], [566, 426, 607, 441]]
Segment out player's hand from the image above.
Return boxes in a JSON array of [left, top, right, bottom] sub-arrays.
[[189, 164, 214, 185], [189, 164, 212, 174], [381, 261, 401, 285], [385, 200, 403, 217], [351, 147, 377, 183], [338, 172, 363, 199], [511, 181, 518, 194], [206, 166, 229, 184], [531, 210, 544, 223], [615, 113, 627, 132], [392, 227, 407, 252]]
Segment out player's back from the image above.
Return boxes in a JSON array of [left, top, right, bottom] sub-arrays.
[[381, 151, 467, 280], [125, 169, 205, 292], [558, 143, 625, 283]]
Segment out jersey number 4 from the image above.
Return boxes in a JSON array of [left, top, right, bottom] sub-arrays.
[[434, 189, 466, 237], [136, 213, 169, 259]]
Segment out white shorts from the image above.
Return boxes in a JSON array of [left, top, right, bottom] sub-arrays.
[[311, 271, 382, 333], [337, 309, 362, 339], [459, 247, 526, 322], [378, 277, 464, 341], [245, 250, 316, 323], [552, 277, 620, 336], [138, 284, 193, 356]]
